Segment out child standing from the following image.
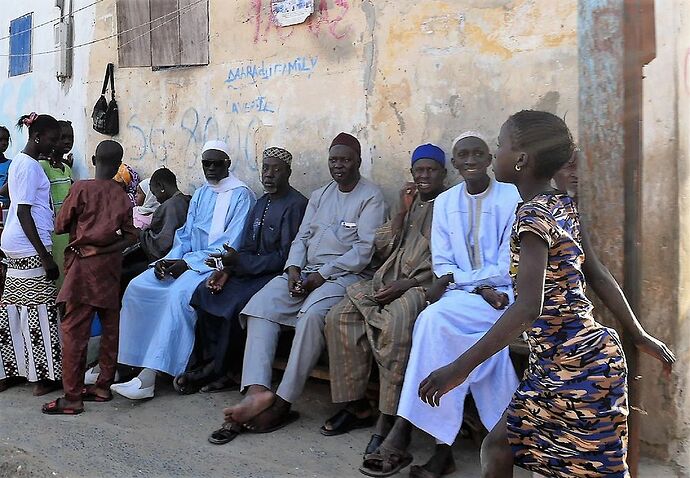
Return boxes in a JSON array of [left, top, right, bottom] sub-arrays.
[[42, 140, 137, 415], [39, 120, 75, 287], [418, 110, 675, 477], [0, 125, 12, 208]]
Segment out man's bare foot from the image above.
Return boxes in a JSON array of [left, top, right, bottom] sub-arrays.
[[223, 385, 275, 424], [33, 379, 60, 396], [245, 397, 292, 432]]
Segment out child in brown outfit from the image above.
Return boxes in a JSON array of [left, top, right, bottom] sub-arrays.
[[42, 140, 137, 415]]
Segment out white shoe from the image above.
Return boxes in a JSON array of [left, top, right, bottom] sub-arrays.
[[84, 367, 120, 385], [110, 377, 155, 400]]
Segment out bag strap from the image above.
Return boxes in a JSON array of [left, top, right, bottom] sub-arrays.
[[100, 63, 110, 96], [100, 63, 116, 100], [108, 63, 116, 101]]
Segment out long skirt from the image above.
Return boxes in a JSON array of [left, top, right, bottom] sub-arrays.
[[0, 254, 61, 382]]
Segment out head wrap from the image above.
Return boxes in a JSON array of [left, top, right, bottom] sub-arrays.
[[134, 178, 160, 216], [263, 147, 292, 165], [202, 140, 231, 160], [411, 143, 445, 166], [451, 131, 489, 151], [113, 163, 133, 186], [330, 132, 361, 158]]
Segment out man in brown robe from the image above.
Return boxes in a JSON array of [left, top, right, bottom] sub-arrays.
[[42, 141, 137, 415], [321, 144, 447, 449]]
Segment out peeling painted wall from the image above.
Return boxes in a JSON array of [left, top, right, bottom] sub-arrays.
[[0, 1, 96, 179], [78, 0, 578, 201]]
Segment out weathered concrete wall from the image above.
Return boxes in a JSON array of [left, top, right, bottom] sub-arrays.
[[674, 0, 690, 472], [580, 0, 690, 472], [79, 0, 577, 200], [0, 1, 95, 179], [639, 0, 685, 468]]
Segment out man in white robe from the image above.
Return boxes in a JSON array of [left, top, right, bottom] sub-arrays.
[[359, 132, 521, 477], [112, 141, 255, 400]]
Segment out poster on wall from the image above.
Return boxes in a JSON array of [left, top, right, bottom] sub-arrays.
[[271, 0, 314, 27]]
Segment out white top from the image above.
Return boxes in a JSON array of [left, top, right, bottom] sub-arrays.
[[1, 152, 54, 257]]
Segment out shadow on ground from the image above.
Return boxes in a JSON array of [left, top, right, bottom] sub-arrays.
[[0, 379, 680, 478]]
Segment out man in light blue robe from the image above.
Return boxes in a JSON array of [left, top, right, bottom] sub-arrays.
[[112, 141, 255, 400]]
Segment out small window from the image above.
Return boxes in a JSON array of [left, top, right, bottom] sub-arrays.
[[116, 0, 209, 69], [9, 13, 32, 77]]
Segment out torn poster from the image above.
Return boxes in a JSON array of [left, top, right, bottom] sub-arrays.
[[271, 0, 314, 27]]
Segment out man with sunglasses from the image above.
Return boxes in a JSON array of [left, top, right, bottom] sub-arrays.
[[113, 141, 255, 400]]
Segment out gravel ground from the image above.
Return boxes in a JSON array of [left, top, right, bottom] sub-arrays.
[[0, 378, 681, 478]]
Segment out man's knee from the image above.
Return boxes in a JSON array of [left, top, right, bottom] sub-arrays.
[[297, 309, 327, 336]]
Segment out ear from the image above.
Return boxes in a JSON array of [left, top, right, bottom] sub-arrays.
[[91, 156, 96, 166], [515, 152, 528, 171]]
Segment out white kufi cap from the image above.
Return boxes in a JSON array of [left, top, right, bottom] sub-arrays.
[[202, 140, 231, 159]]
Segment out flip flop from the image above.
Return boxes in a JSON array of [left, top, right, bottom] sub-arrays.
[[82, 387, 113, 402], [208, 422, 242, 445], [320, 408, 376, 436], [359, 443, 413, 477], [173, 373, 202, 395], [41, 398, 84, 416], [365, 434, 386, 455], [200, 376, 239, 393], [245, 410, 300, 434]]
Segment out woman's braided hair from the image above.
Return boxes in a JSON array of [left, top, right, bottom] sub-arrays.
[[508, 110, 575, 179]]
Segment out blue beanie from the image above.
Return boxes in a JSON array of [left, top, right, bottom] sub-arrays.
[[411, 143, 445, 166]]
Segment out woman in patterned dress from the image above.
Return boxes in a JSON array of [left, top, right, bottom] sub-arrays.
[[0, 113, 62, 396], [418, 110, 675, 477]]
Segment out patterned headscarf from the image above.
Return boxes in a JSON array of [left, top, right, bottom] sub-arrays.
[[113, 163, 133, 186], [263, 147, 292, 165]]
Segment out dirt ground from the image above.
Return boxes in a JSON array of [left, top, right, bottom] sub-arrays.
[[0, 378, 681, 478]]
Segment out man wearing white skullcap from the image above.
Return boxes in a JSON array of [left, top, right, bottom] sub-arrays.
[[359, 131, 522, 477], [113, 140, 256, 400]]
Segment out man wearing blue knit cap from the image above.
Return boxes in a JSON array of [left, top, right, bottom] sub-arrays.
[[321, 143, 446, 449]]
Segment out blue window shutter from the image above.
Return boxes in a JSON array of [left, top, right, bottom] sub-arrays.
[[9, 14, 32, 77]]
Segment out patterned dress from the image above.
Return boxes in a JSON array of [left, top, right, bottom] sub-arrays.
[[506, 193, 629, 478]]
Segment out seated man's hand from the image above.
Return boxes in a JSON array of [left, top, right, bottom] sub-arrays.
[[425, 277, 451, 305], [154, 259, 169, 280], [479, 287, 509, 310], [302, 272, 326, 294], [287, 266, 304, 297], [207, 270, 229, 294], [374, 279, 416, 305], [166, 259, 189, 279], [205, 244, 239, 270]]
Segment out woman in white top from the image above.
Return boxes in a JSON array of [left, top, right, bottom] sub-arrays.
[[0, 113, 62, 396]]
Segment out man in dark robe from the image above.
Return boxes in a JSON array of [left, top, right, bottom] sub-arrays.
[[175, 147, 307, 394]]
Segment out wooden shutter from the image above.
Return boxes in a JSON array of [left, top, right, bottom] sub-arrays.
[[150, 0, 180, 67], [179, 0, 209, 66], [117, 0, 209, 68], [116, 0, 152, 67]]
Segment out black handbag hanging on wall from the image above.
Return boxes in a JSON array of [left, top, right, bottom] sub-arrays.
[[92, 63, 119, 135]]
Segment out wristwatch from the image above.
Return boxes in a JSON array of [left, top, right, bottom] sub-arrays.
[[472, 285, 494, 294]]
